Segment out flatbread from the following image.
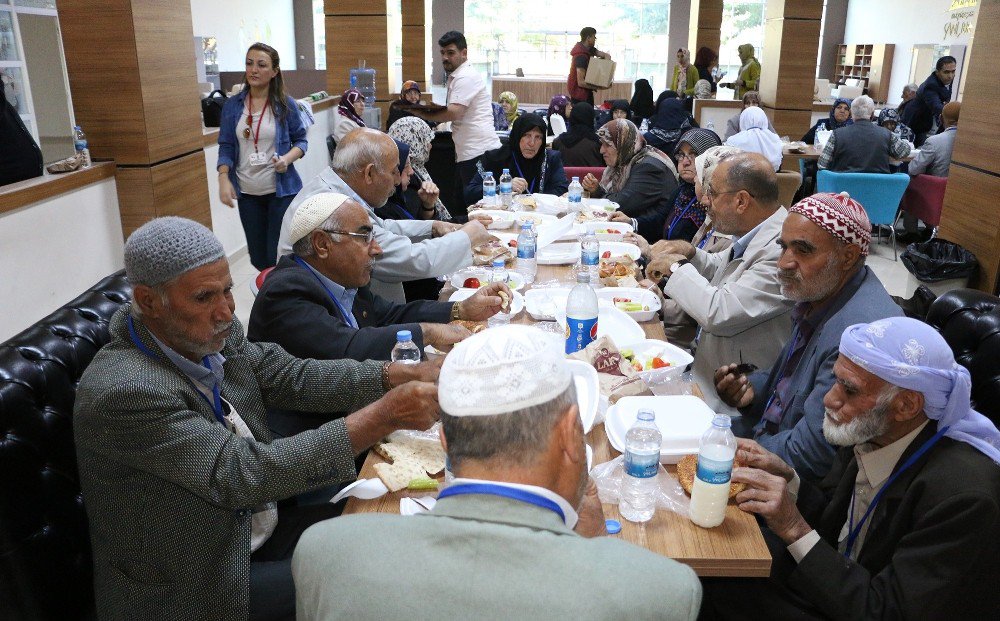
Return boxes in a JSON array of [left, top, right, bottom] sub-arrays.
[[375, 437, 447, 476], [373, 458, 428, 492], [676, 454, 747, 499], [473, 237, 514, 266], [452, 320, 486, 334]]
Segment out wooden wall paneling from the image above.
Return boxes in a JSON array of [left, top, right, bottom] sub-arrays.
[[758, 16, 822, 110], [325, 0, 383, 15], [115, 152, 212, 237], [325, 15, 394, 97], [401, 0, 425, 26], [57, 2, 148, 164], [949, 0, 1000, 176], [765, 0, 823, 20], [689, 0, 723, 53], [402, 24, 428, 87], [937, 165, 1000, 293], [763, 106, 813, 141]]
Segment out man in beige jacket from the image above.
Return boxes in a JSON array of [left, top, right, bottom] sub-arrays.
[[647, 152, 793, 416]]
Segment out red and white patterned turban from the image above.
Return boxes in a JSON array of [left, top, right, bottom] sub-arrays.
[[789, 192, 871, 256]]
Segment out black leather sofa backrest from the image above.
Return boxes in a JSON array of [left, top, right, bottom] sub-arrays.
[[0, 272, 130, 620], [925, 288, 1000, 425]]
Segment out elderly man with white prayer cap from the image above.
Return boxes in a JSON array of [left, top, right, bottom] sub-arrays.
[[74, 216, 443, 621], [714, 192, 903, 482], [292, 325, 702, 621], [699, 316, 1000, 620]]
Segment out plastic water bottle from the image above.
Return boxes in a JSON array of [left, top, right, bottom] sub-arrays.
[[620, 409, 662, 523], [488, 259, 510, 327], [390, 330, 421, 364], [565, 271, 598, 354], [689, 414, 738, 528], [482, 172, 497, 207], [516, 223, 536, 284], [581, 230, 600, 285], [73, 125, 92, 168], [568, 176, 583, 205], [499, 168, 513, 208], [813, 121, 826, 149]]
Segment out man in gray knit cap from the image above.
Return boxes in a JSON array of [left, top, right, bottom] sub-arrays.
[[74, 216, 442, 621]]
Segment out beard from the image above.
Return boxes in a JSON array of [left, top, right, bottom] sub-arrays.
[[823, 399, 893, 446], [158, 315, 231, 360], [779, 253, 843, 302]]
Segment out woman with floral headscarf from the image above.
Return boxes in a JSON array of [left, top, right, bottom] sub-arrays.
[[498, 91, 522, 129], [671, 48, 698, 96], [581, 119, 678, 242], [385, 80, 433, 131], [386, 116, 452, 221], [332, 88, 366, 142], [547, 94, 571, 137]]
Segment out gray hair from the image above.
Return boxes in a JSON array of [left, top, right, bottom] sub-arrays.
[[441, 383, 578, 470], [903, 83, 918, 95], [850, 95, 875, 121], [331, 131, 393, 177], [724, 152, 780, 206], [291, 211, 346, 257]]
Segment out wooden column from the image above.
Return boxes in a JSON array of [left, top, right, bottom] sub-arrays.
[[758, 0, 822, 137], [58, 0, 211, 238], [938, 0, 1000, 294], [401, 0, 429, 89], [325, 0, 395, 98], [688, 0, 723, 57]]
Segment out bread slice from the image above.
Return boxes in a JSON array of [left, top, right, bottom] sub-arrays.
[[676, 454, 747, 499], [374, 458, 428, 492], [375, 437, 447, 477]]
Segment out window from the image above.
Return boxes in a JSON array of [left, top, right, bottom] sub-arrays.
[[464, 0, 671, 87]]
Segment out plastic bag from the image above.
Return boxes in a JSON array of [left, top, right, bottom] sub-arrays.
[[901, 239, 978, 283], [388, 422, 442, 444], [591, 455, 690, 517]]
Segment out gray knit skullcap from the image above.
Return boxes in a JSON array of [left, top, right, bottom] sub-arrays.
[[124, 217, 226, 286]]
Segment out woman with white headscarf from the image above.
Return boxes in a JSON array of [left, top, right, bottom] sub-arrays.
[[724, 107, 783, 171]]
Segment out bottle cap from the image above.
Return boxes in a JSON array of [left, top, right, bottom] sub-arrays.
[[637, 409, 655, 422], [605, 519, 622, 534], [396, 330, 412, 342], [502, 168, 510, 174], [492, 259, 505, 267], [576, 271, 590, 283], [712, 413, 732, 428], [571, 176, 579, 182]]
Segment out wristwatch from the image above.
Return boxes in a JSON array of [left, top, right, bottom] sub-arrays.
[[450, 302, 463, 321], [668, 259, 690, 277]]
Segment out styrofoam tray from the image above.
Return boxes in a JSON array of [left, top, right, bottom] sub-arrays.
[[524, 288, 570, 321], [515, 212, 558, 229], [556, 303, 644, 346], [598, 241, 641, 261], [537, 242, 581, 265], [605, 395, 715, 463], [523, 193, 568, 215], [581, 220, 633, 241], [468, 209, 517, 230], [619, 338, 694, 385], [449, 287, 524, 316], [595, 287, 661, 322], [450, 268, 525, 292]]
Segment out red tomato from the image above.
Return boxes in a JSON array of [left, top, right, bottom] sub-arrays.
[[508, 240, 518, 248], [651, 357, 670, 369], [601, 250, 611, 259], [463, 277, 481, 288]]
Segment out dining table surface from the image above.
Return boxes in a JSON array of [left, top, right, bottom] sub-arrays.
[[342, 257, 773, 578]]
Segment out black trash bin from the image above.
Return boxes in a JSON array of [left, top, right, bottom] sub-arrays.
[[901, 238, 978, 296]]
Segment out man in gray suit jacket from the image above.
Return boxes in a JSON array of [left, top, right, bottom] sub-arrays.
[[644, 152, 794, 416], [293, 325, 702, 620], [74, 217, 442, 621], [714, 193, 902, 482], [277, 128, 494, 302], [901, 101, 960, 242]]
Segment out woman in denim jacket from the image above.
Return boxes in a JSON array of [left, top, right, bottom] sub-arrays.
[[217, 42, 308, 270]]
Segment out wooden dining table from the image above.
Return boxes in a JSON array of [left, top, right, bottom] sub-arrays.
[[343, 260, 772, 578]]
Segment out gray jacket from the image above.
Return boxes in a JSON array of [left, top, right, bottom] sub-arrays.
[[74, 306, 385, 621], [742, 267, 902, 481], [277, 167, 473, 302], [665, 207, 794, 415], [293, 493, 702, 620], [908, 127, 957, 178]]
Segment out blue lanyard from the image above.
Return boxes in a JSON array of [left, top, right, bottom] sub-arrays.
[[125, 314, 226, 425], [438, 483, 566, 524], [762, 325, 802, 416], [511, 156, 537, 194], [292, 255, 358, 328], [666, 197, 699, 239], [697, 230, 712, 249], [843, 426, 949, 558]]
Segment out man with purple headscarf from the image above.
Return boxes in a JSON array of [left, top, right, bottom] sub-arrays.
[[700, 316, 1000, 620]]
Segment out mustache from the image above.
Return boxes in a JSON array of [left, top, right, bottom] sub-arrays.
[[777, 268, 801, 282]]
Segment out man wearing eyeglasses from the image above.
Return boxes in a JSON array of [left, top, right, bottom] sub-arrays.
[[250, 192, 512, 439], [644, 152, 793, 418]]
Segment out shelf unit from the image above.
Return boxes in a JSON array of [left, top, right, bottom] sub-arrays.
[[833, 43, 894, 103]]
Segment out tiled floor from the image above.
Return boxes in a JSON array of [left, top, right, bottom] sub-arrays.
[[228, 233, 923, 332]]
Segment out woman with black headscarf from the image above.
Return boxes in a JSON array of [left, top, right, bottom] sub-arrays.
[[630, 79, 655, 127], [580, 119, 678, 240], [553, 102, 604, 167], [802, 97, 853, 144], [465, 113, 569, 204], [643, 97, 697, 154], [612, 128, 721, 244]]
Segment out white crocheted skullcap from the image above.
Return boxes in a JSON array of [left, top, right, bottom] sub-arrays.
[[439, 325, 571, 417], [288, 192, 352, 244], [124, 217, 225, 286]]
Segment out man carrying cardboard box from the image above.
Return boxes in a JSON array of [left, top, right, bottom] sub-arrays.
[[567, 27, 613, 106]]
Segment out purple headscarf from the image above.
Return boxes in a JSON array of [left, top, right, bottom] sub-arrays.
[[839, 317, 1000, 463], [338, 88, 366, 126]]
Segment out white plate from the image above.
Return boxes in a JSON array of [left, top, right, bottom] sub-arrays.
[[583, 198, 619, 212], [605, 395, 715, 463], [598, 241, 641, 262], [595, 287, 661, 322], [581, 220, 633, 241], [618, 339, 694, 385], [556, 303, 644, 347], [468, 209, 516, 230], [491, 232, 518, 248], [522, 193, 567, 215], [450, 268, 525, 292], [516, 212, 558, 229], [524, 288, 571, 321], [449, 288, 524, 316], [537, 242, 581, 265]]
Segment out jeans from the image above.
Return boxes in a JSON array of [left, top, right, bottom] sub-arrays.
[[238, 192, 293, 271]]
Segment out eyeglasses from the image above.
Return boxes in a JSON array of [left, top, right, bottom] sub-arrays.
[[706, 187, 755, 200], [676, 152, 697, 162], [324, 229, 376, 244]]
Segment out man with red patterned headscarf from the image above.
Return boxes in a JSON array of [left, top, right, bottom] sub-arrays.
[[714, 192, 903, 482]]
